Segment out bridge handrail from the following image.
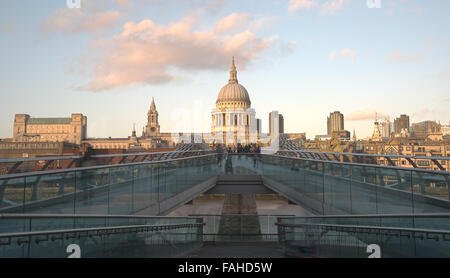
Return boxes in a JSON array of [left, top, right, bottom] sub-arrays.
[[189, 214, 296, 217], [0, 213, 203, 219], [277, 213, 450, 220], [0, 222, 205, 243], [0, 153, 217, 180], [274, 222, 450, 236], [270, 153, 450, 175], [0, 149, 212, 163], [277, 150, 450, 161]]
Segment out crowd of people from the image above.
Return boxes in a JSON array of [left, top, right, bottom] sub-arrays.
[[211, 143, 262, 171], [212, 143, 261, 154]]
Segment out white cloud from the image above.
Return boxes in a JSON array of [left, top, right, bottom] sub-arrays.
[[288, 0, 318, 13], [329, 48, 357, 61], [288, 0, 351, 15], [320, 0, 350, 15], [385, 50, 423, 63]]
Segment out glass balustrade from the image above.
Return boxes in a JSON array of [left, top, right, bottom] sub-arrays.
[[0, 215, 204, 258], [276, 214, 450, 258], [0, 154, 218, 215]]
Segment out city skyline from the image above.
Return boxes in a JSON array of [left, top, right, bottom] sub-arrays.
[[1, 0, 449, 140]]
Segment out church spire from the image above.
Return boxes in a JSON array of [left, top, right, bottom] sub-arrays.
[[229, 56, 238, 84], [150, 97, 156, 111], [132, 123, 136, 137]]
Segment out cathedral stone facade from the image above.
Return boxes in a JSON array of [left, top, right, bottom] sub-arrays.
[[211, 57, 257, 145]]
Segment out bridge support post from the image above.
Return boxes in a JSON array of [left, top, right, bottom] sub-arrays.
[[287, 199, 296, 205]]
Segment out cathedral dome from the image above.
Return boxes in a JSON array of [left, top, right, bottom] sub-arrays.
[[217, 83, 250, 107], [216, 57, 251, 110]]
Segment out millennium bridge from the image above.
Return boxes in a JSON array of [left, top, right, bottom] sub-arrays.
[[0, 149, 449, 258]]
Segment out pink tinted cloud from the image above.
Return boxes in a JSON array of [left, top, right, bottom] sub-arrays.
[[347, 110, 387, 121], [214, 13, 251, 33], [288, 0, 318, 13], [385, 50, 423, 63], [320, 0, 350, 15], [116, 0, 129, 9], [80, 15, 277, 91], [40, 8, 121, 34], [329, 48, 357, 61]]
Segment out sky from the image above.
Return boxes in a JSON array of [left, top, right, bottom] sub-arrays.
[[0, 0, 449, 140]]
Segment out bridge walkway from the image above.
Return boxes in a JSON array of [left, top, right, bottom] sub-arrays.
[[181, 242, 286, 258]]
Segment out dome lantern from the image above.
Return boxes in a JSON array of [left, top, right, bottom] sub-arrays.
[[216, 57, 251, 110], [229, 56, 238, 84]]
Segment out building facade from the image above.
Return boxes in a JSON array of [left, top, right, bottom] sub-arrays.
[[443, 123, 450, 136], [13, 114, 87, 144], [279, 114, 284, 134], [381, 118, 392, 139], [371, 113, 382, 142], [411, 121, 441, 139], [143, 97, 160, 138], [211, 57, 257, 145], [269, 111, 284, 136], [327, 111, 344, 135], [394, 114, 410, 134], [304, 135, 450, 171]]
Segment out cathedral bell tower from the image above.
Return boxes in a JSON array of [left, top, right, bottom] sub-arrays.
[[145, 97, 160, 137]]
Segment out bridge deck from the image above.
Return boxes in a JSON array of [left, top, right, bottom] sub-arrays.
[[181, 242, 286, 258]]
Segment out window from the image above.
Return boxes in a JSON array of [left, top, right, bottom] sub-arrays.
[[402, 160, 406, 165], [417, 161, 430, 166], [406, 147, 410, 151]]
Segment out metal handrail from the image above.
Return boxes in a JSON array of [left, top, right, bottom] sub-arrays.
[[0, 153, 217, 180], [275, 222, 450, 236], [0, 155, 83, 164], [221, 152, 450, 173], [277, 213, 450, 220], [269, 153, 450, 175], [189, 214, 295, 217], [0, 150, 212, 163], [0, 222, 205, 243], [0, 213, 202, 219], [277, 150, 450, 161]]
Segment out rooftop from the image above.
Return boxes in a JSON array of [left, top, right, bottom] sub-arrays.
[[27, 118, 71, 125]]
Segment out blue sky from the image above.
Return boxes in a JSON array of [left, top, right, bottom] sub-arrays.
[[0, 0, 449, 139]]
